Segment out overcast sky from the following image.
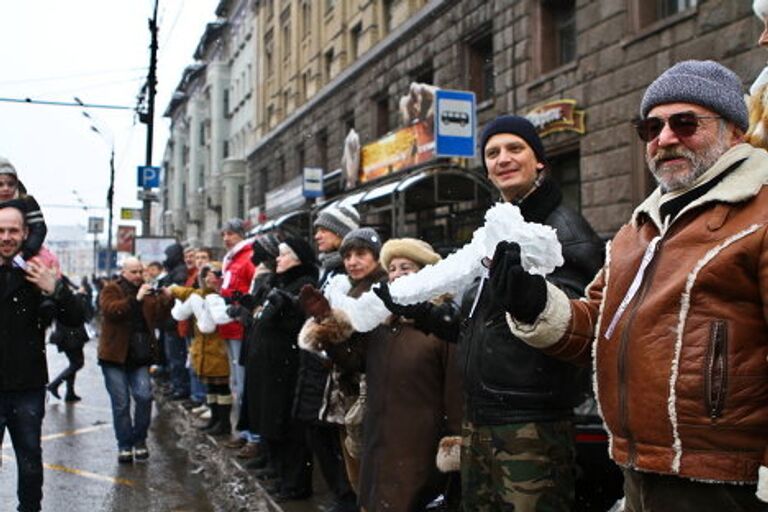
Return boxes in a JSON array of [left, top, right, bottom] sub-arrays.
[[0, 0, 219, 243]]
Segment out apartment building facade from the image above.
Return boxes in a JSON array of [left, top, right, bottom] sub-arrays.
[[161, 0, 764, 248]]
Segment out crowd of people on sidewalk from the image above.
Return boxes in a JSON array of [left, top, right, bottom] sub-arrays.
[[7, 8, 768, 511]]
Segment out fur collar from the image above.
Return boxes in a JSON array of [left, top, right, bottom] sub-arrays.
[[632, 144, 768, 231]]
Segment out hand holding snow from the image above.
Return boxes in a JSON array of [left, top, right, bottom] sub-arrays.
[[323, 202, 563, 332]]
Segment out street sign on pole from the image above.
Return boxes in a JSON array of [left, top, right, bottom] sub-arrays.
[[87, 216, 104, 234], [434, 89, 477, 158], [120, 207, 144, 220], [117, 225, 137, 253], [303, 167, 324, 198], [137, 165, 161, 188]]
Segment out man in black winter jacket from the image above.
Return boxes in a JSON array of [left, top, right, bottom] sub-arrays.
[[159, 242, 190, 399], [459, 116, 604, 511], [0, 201, 84, 512]]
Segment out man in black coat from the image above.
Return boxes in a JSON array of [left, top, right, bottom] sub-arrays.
[[459, 116, 605, 510], [0, 201, 84, 512], [159, 242, 190, 399]]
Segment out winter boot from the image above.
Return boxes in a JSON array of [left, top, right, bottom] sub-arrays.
[[206, 404, 231, 437], [64, 376, 81, 402], [197, 403, 219, 431], [47, 378, 63, 399]]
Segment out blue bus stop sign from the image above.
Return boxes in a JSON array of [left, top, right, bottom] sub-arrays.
[[434, 89, 476, 158]]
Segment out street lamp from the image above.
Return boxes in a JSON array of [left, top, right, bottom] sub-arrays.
[[73, 190, 99, 276], [74, 97, 115, 277]]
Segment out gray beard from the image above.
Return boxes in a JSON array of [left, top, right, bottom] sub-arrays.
[[647, 138, 730, 193]]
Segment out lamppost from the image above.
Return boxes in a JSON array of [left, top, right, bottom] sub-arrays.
[[74, 97, 115, 277]]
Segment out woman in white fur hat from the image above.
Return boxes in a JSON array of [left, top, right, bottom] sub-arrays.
[[299, 238, 463, 512]]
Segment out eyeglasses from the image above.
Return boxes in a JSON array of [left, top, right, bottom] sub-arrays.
[[632, 112, 721, 143]]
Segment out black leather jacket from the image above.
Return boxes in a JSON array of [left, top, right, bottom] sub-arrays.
[[459, 179, 604, 425]]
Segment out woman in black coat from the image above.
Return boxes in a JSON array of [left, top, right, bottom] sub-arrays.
[[47, 283, 91, 401], [245, 237, 318, 502]]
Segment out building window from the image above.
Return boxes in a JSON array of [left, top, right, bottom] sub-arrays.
[[350, 23, 363, 60], [302, 2, 311, 39], [298, 146, 306, 173], [283, 90, 290, 116], [537, 0, 576, 74], [223, 88, 230, 115], [199, 123, 206, 145], [316, 129, 328, 172], [376, 95, 389, 137], [547, 151, 581, 211], [324, 49, 334, 82], [466, 32, 494, 103], [301, 72, 309, 101], [282, 8, 291, 59], [383, 0, 396, 33], [411, 62, 434, 85], [266, 0, 274, 19], [326, 0, 335, 13], [344, 110, 355, 134], [265, 31, 274, 77], [635, 0, 697, 29], [223, 140, 230, 158], [237, 184, 245, 219]]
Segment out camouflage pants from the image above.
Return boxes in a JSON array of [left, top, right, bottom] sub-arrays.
[[461, 420, 576, 512]]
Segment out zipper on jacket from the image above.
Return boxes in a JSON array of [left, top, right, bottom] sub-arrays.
[[616, 236, 665, 467], [705, 320, 728, 420]]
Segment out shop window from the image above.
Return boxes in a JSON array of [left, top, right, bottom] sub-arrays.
[[350, 23, 363, 60], [547, 151, 581, 212], [535, 0, 576, 75], [465, 31, 494, 104], [376, 95, 390, 137], [635, 0, 697, 29]]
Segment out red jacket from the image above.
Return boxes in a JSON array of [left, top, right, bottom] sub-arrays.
[[219, 238, 255, 340]]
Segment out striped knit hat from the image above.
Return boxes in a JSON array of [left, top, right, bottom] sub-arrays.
[[0, 156, 17, 177], [313, 205, 360, 239]]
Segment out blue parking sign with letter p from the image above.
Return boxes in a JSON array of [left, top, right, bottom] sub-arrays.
[[137, 166, 161, 188]]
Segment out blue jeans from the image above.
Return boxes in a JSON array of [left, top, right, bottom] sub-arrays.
[[101, 365, 153, 451], [164, 331, 189, 397], [0, 388, 45, 512], [186, 336, 206, 403]]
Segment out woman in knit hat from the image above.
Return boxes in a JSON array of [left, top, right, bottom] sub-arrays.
[[299, 238, 463, 512]]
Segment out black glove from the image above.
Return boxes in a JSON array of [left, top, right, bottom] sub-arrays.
[[259, 289, 295, 321], [238, 293, 257, 311], [226, 304, 249, 321], [488, 241, 547, 324], [373, 282, 430, 320]]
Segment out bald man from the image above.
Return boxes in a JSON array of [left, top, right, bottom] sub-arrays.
[[98, 257, 171, 463]]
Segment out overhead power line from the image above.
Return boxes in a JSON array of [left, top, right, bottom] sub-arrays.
[[0, 97, 133, 110]]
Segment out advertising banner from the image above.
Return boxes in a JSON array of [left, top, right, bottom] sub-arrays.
[[360, 120, 435, 183], [116, 225, 136, 253]]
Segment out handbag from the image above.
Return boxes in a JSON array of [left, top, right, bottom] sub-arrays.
[[127, 331, 154, 366]]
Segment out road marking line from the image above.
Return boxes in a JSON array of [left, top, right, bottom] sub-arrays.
[[44, 463, 135, 487], [1, 455, 135, 487], [41, 423, 113, 442]]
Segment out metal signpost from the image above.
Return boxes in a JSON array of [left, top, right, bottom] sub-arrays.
[[434, 89, 477, 158]]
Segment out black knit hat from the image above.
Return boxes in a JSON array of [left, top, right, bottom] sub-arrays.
[[281, 237, 317, 267], [479, 115, 546, 172], [251, 234, 280, 265], [339, 227, 382, 258], [314, 205, 360, 239]]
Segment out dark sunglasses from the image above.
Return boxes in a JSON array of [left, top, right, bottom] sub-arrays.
[[632, 112, 721, 143]]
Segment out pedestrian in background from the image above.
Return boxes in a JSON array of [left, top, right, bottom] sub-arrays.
[[47, 275, 92, 402], [98, 257, 171, 463], [0, 200, 84, 512], [159, 242, 191, 401]]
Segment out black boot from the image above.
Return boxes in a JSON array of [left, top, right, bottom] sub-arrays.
[[47, 378, 62, 399], [206, 404, 232, 437], [64, 376, 81, 402]]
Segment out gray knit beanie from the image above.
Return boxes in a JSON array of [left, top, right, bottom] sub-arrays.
[[314, 205, 360, 239], [339, 227, 382, 258], [640, 60, 748, 132], [0, 156, 17, 177], [221, 218, 246, 237]]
